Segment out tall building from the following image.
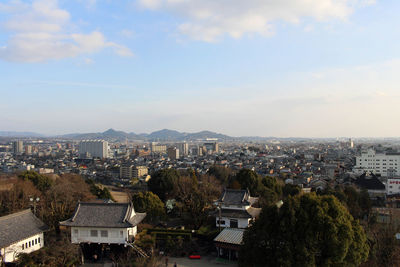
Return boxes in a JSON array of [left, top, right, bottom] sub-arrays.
[[204, 142, 219, 154], [354, 148, 400, 177], [25, 145, 32, 155], [167, 147, 179, 160], [120, 165, 133, 179], [191, 146, 203, 156], [12, 141, 23, 154], [176, 142, 189, 157], [79, 140, 109, 159], [349, 138, 354, 148]]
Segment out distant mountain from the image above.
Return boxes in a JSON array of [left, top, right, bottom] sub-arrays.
[[147, 129, 185, 141], [0, 131, 44, 137], [185, 131, 233, 141], [60, 129, 140, 141], [0, 128, 278, 142], [56, 128, 234, 142]]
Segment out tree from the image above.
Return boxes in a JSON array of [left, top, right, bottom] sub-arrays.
[[230, 169, 261, 195], [175, 175, 221, 228], [240, 193, 369, 267], [18, 171, 53, 192], [148, 169, 180, 201], [207, 165, 233, 186], [131, 192, 165, 223]]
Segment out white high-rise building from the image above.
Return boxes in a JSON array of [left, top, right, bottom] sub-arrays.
[[354, 148, 400, 177], [79, 140, 109, 159]]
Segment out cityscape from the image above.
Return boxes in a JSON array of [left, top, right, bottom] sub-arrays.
[[1, 0, 400, 266]]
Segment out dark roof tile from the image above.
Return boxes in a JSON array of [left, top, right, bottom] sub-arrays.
[[0, 209, 48, 248]]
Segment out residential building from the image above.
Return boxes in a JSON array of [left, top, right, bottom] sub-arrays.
[[0, 210, 48, 264], [60, 202, 146, 245], [120, 165, 133, 179], [79, 140, 109, 159], [354, 173, 386, 199], [133, 166, 148, 178], [25, 145, 32, 155], [167, 147, 179, 160], [150, 142, 166, 154]]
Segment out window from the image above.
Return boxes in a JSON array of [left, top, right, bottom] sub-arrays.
[[230, 219, 238, 228], [29, 241, 31, 247], [35, 239, 37, 245], [74, 229, 79, 236], [26, 242, 28, 248], [22, 244, 24, 250], [90, 230, 98, 237], [120, 231, 123, 238], [217, 220, 225, 225], [80, 230, 88, 237], [38, 237, 40, 243], [110, 230, 118, 238], [101, 230, 108, 238]]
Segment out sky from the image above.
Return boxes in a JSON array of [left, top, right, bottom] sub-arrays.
[[0, 0, 400, 137]]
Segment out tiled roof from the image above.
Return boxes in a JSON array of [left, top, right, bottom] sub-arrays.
[[60, 202, 146, 228], [214, 228, 245, 245], [217, 189, 251, 205], [355, 174, 385, 190], [0, 209, 48, 248]]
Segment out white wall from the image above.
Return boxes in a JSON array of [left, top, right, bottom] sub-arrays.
[[216, 217, 250, 229], [356, 149, 400, 177], [1, 233, 44, 263], [71, 227, 137, 244]]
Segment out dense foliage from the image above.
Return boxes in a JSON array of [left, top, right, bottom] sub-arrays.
[[148, 169, 180, 201], [131, 191, 165, 223], [240, 193, 369, 267]]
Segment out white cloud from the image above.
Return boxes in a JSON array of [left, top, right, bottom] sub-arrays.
[[0, 0, 133, 62], [138, 0, 375, 42]]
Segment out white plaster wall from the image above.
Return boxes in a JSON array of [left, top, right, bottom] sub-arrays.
[[71, 227, 137, 244], [216, 217, 250, 229], [1, 232, 44, 263]]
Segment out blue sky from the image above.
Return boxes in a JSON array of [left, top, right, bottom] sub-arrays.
[[1, 0, 399, 137]]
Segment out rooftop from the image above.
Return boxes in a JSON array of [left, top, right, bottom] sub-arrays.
[[60, 202, 146, 228], [214, 228, 245, 245], [0, 209, 48, 248]]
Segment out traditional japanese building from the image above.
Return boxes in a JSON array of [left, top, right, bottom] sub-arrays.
[[214, 188, 261, 229], [60, 202, 146, 245], [214, 228, 245, 261], [0, 209, 48, 264]]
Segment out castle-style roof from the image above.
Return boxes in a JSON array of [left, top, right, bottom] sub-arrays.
[[217, 188, 258, 206], [60, 202, 146, 228]]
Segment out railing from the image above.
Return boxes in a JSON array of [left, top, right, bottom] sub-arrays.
[[125, 242, 149, 258]]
